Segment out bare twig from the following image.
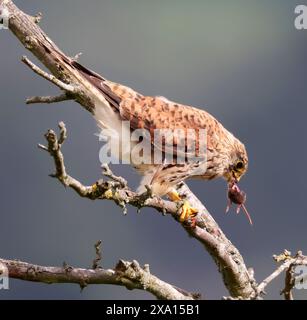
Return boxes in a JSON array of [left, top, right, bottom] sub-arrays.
[[256, 250, 307, 300], [257, 261, 292, 295], [92, 240, 102, 270], [22, 56, 76, 93], [33, 12, 42, 24], [0, 257, 196, 300], [73, 52, 83, 61], [26, 93, 73, 105], [39, 122, 180, 209], [58, 121, 67, 145], [101, 164, 127, 188]]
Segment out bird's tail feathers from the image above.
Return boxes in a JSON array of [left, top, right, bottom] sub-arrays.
[[70, 60, 121, 110]]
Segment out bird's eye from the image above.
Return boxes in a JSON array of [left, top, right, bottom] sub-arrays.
[[235, 161, 244, 170]]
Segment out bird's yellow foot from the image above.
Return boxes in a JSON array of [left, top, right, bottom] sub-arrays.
[[92, 183, 98, 192], [167, 190, 198, 226], [179, 201, 198, 224], [167, 190, 182, 202]]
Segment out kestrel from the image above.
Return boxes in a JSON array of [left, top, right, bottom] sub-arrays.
[[69, 60, 248, 224]]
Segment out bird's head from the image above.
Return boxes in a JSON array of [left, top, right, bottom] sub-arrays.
[[223, 140, 248, 184]]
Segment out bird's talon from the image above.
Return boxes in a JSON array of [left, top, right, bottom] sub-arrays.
[[167, 190, 182, 202], [179, 201, 198, 224]]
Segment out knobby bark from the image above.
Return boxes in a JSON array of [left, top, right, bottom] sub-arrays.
[[0, 257, 197, 300]]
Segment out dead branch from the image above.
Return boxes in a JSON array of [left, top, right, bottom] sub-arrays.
[[256, 250, 307, 300], [0, 256, 197, 300], [92, 240, 103, 270], [22, 56, 77, 92], [26, 93, 72, 105]]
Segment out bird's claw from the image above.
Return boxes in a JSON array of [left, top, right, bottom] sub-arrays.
[[167, 190, 198, 227], [179, 201, 198, 226]]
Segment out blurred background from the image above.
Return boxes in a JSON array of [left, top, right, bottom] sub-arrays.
[[0, 0, 306, 300]]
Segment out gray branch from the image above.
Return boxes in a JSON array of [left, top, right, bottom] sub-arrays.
[[92, 240, 103, 270], [0, 257, 196, 300], [26, 93, 72, 105], [21, 56, 77, 93], [256, 250, 307, 300]]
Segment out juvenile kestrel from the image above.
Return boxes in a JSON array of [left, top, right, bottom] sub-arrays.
[[69, 60, 248, 223]]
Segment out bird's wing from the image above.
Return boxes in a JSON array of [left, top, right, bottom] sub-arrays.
[[118, 96, 225, 159], [70, 61, 226, 159]]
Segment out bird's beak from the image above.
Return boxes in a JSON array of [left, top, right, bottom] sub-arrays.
[[233, 171, 242, 182], [225, 169, 241, 185]]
